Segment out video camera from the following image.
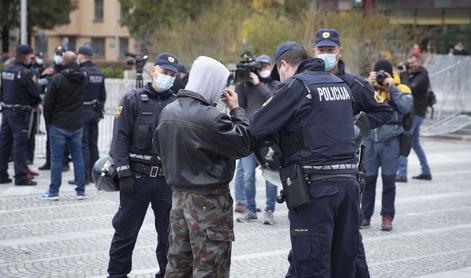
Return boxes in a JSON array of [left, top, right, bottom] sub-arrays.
[[234, 51, 261, 84], [126, 52, 148, 74]]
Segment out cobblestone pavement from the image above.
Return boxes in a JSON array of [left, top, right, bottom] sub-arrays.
[[0, 138, 470, 278]]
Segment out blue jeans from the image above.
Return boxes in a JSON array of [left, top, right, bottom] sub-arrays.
[[233, 160, 246, 204], [241, 153, 277, 213], [398, 115, 431, 177], [49, 126, 85, 195]]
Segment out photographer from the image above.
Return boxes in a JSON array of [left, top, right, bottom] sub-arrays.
[[396, 54, 432, 182], [361, 60, 413, 231], [234, 54, 280, 225]]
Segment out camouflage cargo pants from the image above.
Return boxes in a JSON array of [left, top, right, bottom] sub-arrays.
[[164, 189, 234, 278]]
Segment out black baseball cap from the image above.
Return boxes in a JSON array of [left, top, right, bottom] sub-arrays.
[[154, 52, 179, 73], [16, 44, 34, 55], [271, 41, 305, 80], [315, 29, 340, 47]]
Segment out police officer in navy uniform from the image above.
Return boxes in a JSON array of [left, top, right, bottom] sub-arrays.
[[250, 42, 362, 278], [70, 45, 106, 184], [0, 44, 41, 186], [107, 52, 178, 278]]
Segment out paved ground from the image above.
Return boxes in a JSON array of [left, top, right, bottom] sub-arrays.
[[0, 137, 470, 278]]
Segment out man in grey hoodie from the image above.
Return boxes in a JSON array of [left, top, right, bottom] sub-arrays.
[[156, 56, 253, 278]]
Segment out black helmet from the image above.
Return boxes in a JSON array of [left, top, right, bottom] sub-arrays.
[[92, 155, 119, 192], [254, 139, 283, 170]]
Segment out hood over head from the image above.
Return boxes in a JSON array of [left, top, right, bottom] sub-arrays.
[[185, 56, 230, 104]]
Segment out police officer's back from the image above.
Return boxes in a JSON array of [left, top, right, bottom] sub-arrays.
[[77, 45, 106, 183], [0, 44, 41, 186], [250, 42, 361, 278], [107, 52, 179, 278]]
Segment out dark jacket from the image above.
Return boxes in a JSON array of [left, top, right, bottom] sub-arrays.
[[236, 78, 280, 122], [250, 58, 357, 166], [155, 90, 252, 192], [401, 67, 430, 118], [43, 64, 88, 130], [336, 60, 393, 129]]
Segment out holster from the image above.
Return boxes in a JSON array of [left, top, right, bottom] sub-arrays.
[[279, 164, 310, 209]]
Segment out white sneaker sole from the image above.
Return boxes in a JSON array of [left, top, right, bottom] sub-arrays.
[[76, 195, 88, 200], [42, 196, 60, 201]]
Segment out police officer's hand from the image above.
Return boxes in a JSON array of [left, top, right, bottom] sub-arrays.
[[222, 89, 239, 111], [249, 72, 260, 86], [367, 71, 376, 85], [42, 68, 55, 76], [384, 72, 395, 88], [119, 176, 135, 195]]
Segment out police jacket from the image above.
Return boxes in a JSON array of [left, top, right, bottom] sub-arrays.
[[400, 67, 430, 118], [43, 64, 88, 131], [250, 58, 357, 167], [236, 78, 280, 122], [155, 90, 252, 192], [80, 61, 106, 116], [368, 73, 413, 143], [110, 83, 176, 178], [0, 61, 41, 107], [336, 60, 393, 129]]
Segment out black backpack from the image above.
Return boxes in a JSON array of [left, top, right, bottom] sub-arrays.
[[427, 89, 437, 119]]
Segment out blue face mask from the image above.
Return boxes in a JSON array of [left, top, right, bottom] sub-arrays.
[[54, 55, 63, 65], [317, 53, 338, 72], [155, 73, 175, 92]]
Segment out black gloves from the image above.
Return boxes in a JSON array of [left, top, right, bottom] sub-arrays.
[[119, 176, 135, 195]]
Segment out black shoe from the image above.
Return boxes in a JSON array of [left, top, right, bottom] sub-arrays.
[[412, 174, 432, 180], [62, 164, 70, 172], [0, 178, 13, 184], [38, 163, 51, 170], [15, 179, 37, 186], [395, 176, 407, 183], [360, 218, 370, 229]]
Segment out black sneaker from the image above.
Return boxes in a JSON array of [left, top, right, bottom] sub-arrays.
[[62, 164, 70, 172], [0, 178, 13, 184], [360, 218, 370, 229], [395, 176, 407, 183], [15, 179, 37, 186], [412, 174, 432, 180], [38, 163, 51, 170]]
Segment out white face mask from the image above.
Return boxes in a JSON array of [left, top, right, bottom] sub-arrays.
[[259, 69, 271, 79]]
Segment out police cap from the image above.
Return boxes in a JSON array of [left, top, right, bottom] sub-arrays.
[[16, 44, 34, 55], [176, 63, 188, 73], [78, 45, 93, 56], [315, 29, 341, 47], [271, 41, 305, 80], [154, 52, 179, 73]]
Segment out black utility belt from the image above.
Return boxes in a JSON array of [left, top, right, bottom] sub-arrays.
[[1, 103, 33, 112], [130, 162, 164, 177], [306, 173, 358, 183]]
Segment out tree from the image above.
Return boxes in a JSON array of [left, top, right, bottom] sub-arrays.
[[0, 0, 77, 57]]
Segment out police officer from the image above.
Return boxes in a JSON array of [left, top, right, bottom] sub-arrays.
[[0, 44, 41, 186], [250, 41, 361, 278], [107, 52, 178, 278], [69, 45, 106, 184]]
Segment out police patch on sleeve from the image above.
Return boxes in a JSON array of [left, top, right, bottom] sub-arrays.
[[115, 106, 123, 118]]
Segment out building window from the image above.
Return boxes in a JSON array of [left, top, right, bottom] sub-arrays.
[[34, 34, 48, 57], [95, 0, 104, 22], [119, 37, 129, 59], [61, 36, 76, 51], [91, 37, 106, 58]]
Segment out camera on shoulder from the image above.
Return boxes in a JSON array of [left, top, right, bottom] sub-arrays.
[[234, 51, 261, 84]]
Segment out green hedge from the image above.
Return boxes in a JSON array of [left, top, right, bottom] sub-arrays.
[[100, 67, 124, 79]]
